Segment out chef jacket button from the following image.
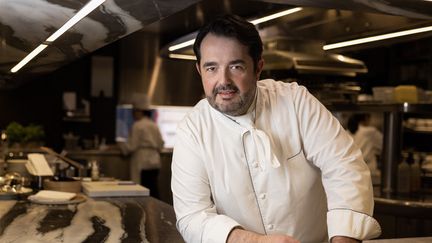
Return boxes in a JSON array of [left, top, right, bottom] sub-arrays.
[[260, 193, 266, 199], [267, 224, 274, 230], [253, 162, 259, 168]]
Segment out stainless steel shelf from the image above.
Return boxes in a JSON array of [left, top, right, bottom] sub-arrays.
[[326, 102, 432, 197]]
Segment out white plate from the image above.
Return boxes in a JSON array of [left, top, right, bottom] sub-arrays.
[[28, 193, 87, 205]]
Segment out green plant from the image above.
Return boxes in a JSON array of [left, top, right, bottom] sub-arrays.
[[5, 122, 45, 145], [24, 124, 45, 142]]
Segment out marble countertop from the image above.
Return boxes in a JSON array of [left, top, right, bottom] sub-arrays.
[[0, 196, 184, 243], [1, 195, 430, 243]]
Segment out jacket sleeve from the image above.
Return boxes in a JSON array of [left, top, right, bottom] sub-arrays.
[[117, 122, 140, 155], [171, 123, 241, 243], [291, 84, 381, 240]]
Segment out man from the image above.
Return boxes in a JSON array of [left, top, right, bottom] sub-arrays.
[[171, 15, 381, 243], [347, 113, 383, 184], [118, 94, 164, 198]]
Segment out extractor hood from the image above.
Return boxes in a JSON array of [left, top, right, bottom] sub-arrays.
[[261, 37, 367, 77]]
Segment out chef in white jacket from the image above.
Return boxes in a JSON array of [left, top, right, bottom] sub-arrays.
[[118, 94, 164, 198], [347, 113, 383, 184], [171, 15, 381, 243]]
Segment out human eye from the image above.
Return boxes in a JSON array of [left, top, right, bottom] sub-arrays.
[[205, 66, 216, 72], [230, 64, 245, 71]]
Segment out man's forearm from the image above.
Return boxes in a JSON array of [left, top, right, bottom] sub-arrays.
[[331, 236, 361, 243], [227, 228, 261, 243], [227, 228, 300, 243]]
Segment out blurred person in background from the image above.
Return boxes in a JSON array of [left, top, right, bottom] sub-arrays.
[[347, 113, 383, 183], [118, 94, 164, 198]]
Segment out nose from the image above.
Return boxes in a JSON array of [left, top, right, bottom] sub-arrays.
[[220, 67, 232, 85]]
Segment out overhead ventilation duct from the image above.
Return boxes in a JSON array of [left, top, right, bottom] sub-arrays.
[[262, 37, 368, 77]]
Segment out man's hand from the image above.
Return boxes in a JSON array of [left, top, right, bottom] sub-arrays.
[[331, 236, 361, 243], [227, 228, 299, 243]]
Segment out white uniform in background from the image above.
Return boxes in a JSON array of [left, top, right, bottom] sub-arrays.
[[172, 80, 381, 243], [120, 116, 164, 184], [353, 124, 383, 177]]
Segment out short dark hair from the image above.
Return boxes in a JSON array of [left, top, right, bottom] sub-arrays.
[[193, 14, 263, 71], [347, 113, 370, 134]]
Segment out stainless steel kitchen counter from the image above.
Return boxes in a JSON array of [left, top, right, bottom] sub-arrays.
[[0, 196, 184, 243]]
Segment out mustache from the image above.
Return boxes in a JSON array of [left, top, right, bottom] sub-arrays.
[[213, 84, 239, 96]]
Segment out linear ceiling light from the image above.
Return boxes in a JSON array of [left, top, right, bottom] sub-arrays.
[[10, 0, 105, 73], [323, 25, 432, 50], [249, 7, 302, 25], [167, 7, 302, 53], [11, 44, 48, 73], [168, 39, 196, 52], [168, 53, 197, 60], [47, 0, 105, 42]]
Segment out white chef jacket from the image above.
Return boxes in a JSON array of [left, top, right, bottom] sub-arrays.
[[353, 125, 383, 175], [120, 117, 164, 184], [171, 80, 381, 243]]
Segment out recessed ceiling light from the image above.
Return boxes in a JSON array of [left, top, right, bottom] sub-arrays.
[[323, 25, 432, 50]]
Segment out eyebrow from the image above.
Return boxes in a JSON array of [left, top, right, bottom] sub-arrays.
[[202, 59, 246, 68], [202, 61, 218, 68], [229, 59, 246, 65]]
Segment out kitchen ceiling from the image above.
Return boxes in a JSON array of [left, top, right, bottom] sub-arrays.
[[0, 0, 202, 88], [1, 0, 432, 88], [160, 0, 432, 56]]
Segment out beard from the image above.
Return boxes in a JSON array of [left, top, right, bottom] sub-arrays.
[[206, 83, 255, 116]]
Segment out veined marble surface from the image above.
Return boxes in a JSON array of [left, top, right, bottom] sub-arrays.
[[0, 196, 183, 243]]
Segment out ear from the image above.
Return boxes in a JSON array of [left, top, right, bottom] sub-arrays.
[[195, 62, 201, 75], [255, 58, 264, 79]]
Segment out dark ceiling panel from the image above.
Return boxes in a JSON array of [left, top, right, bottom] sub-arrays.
[[0, 0, 201, 86]]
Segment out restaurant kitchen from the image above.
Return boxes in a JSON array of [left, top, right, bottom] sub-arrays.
[[0, 0, 432, 242]]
